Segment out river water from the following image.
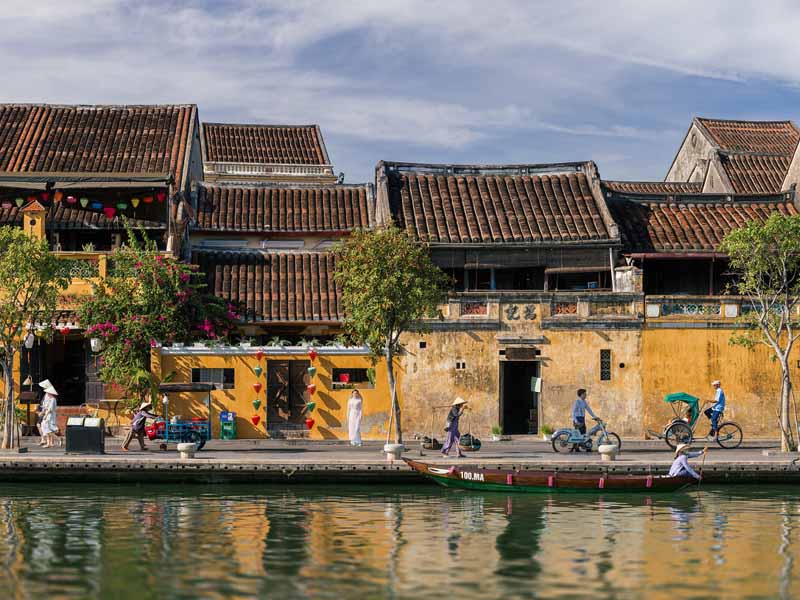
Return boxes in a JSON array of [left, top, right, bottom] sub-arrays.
[[0, 483, 797, 599]]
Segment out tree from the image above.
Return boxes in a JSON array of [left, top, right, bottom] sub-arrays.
[[0, 227, 69, 449], [77, 223, 239, 409], [335, 226, 448, 444], [720, 213, 800, 451]]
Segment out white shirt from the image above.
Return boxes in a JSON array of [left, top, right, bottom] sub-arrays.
[[571, 397, 596, 420], [668, 451, 704, 479]]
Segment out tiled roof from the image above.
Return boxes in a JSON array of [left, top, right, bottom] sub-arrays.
[[192, 250, 342, 323], [381, 162, 615, 244], [0, 204, 164, 230], [603, 180, 702, 195], [201, 123, 329, 165], [608, 193, 797, 252], [0, 104, 196, 187], [719, 153, 791, 195], [195, 183, 369, 233], [697, 118, 800, 154]]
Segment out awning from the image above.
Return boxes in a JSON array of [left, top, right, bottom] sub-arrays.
[[0, 171, 172, 190], [545, 266, 610, 274], [627, 252, 727, 260]]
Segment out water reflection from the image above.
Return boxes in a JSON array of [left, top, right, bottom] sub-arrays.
[[0, 485, 797, 599]]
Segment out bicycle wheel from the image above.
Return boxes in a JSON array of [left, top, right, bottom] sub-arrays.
[[716, 422, 743, 449], [598, 432, 622, 452], [551, 431, 572, 453], [665, 422, 693, 449]]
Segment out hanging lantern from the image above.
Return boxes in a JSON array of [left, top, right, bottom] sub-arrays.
[[307, 366, 317, 378], [253, 365, 263, 378], [252, 398, 261, 410], [53, 190, 63, 203], [308, 348, 318, 361], [116, 202, 128, 211], [251, 415, 261, 426], [60, 326, 71, 335], [90, 337, 103, 353], [80, 197, 89, 208], [252, 382, 262, 393], [66, 195, 77, 205], [304, 401, 316, 413], [103, 207, 116, 219], [24, 332, 35, 350], [255, 350, 265, 361], [131, 197, 141, 208], [306, 383, 316, 395], [339, 373, 351, 384], [305, 417, 315, 430], [15, 197, 24, 207], [1, 202, 12, 210], [91, 201, 103, 211], [41, 192, 50, 202], [27, 195, 37, 204], [143, 195, 154, 204], [156, 191, 166, 202]]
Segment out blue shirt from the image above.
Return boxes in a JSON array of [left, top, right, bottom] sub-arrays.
[[571, 397, 596, 421], [712, 388, 726, 412]]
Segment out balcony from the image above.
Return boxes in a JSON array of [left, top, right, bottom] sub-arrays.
[[54, 251, 110, 296]]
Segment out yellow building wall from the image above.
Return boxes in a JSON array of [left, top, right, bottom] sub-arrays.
[[154, 348, 395, 440]]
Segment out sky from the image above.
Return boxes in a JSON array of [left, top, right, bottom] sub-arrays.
[[2, 1, 800, 183]]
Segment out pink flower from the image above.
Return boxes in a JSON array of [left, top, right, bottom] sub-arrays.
[[179, 273, 190, 283], [150, 339, 158, 347]]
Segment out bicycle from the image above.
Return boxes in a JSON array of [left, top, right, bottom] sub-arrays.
[[551, 417, 622, 453]]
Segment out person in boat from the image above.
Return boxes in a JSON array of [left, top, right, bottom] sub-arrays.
[[669, 443, 706, 480], [570, 388, 596, 452], [704, 380, 726, 438], [441, 397, 467, 458]]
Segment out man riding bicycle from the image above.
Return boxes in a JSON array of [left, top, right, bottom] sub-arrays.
[[704, 380, 725, 438]]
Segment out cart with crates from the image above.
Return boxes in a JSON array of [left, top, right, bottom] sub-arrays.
[[145, 382, 218, 451]]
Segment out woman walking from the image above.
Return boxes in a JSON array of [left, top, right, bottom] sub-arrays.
[[442, 397, 467, 458], [348, 390, 363, 446], [38, 379, 59, 448], [122, 402, 157, 452]]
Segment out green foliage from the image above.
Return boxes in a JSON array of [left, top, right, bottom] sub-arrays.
[[491, 424, 502, 435], [334, 226, 449, 358], [77, 221, 239, 405], [541, 424, 554, 435]]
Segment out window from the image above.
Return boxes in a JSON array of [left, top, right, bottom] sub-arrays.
[[600, 350, 611, 381], [331, 368, 375, 389], [197, 239, 248, 248], [191, 368, 235, 389], [455, 361, 467, 370], [260, 239, 304, 250]]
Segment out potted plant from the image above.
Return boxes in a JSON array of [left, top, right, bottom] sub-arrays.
[[239, 337, 254, 348], [541, 424, 553, 441], [491, 424, 502, 442]]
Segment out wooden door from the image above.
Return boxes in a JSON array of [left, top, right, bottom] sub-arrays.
[[266, 360, 310, 427]]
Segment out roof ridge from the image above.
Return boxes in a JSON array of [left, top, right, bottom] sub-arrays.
[[696, 116, 797, 127], [0, 103, 196, 109], [203, 122, 320, 129], [380, 160, 593, 175], [198, 181, 367, 190]]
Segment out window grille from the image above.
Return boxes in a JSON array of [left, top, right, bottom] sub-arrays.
[[600, 350, 612, 381]]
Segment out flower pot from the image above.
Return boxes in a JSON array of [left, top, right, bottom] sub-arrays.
[[542, 434, 551, 442], [491, 434, 501, 442]]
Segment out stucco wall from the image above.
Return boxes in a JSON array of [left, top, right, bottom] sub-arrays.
[[665, 123, 716, 183]]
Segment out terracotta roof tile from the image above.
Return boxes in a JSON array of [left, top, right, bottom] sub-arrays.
[[720, 153, 791, 195], [603, 180, 703, 195], [195, 183, 369, 233], [202, 123, 329, 165], [608, 192, 797, 252], [382, 163, 614, 244], [0, 204, 164, 230], [0, 104, 196, 187], [697, 118, 800, 154], [192, 250, 342, 323]]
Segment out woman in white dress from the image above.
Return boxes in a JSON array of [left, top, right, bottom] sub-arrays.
[[38, 379, 59, 448], [347, 390, 363, 446]]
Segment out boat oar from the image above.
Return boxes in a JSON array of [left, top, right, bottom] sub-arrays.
[[697, 444, 709, 489]]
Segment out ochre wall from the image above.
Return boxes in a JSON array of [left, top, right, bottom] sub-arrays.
[[155, 349, 394, 440], [641, 328, 796, 438]]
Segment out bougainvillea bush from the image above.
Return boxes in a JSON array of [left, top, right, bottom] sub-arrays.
[[77, 224, 240, 407]]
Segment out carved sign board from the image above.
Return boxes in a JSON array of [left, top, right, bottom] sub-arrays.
[[504, 347, 540, 361]]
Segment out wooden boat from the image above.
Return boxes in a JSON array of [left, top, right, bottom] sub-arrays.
[[403, 459, 696, 493]]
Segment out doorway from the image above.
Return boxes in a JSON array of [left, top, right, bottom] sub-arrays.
[[21, 337, 87, 406], [500, 361, 540, 434], [266, 360, 311, 428]]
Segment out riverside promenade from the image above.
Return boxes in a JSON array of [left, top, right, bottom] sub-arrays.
[[0, 437, 798, 485]]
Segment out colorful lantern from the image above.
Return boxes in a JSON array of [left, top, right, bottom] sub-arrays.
[[305, 417, 315, 430], [41, 192, 50, 202], [252, 398, 261, 410], [1, 202, 11, 210], [251, 415, 261, 426], [91, 201, 103, 210], [103, 207, 116, 219], [255, 350, 265, 361], [306, 383, 316, 395], [116, 202, 128, 210], [131, 197, 141, 208], [27, 195, 37, 204], [143, 195, 154, 204], [15, 197, 23, 207], [79, 197, 89, 208], [304, 401, 316, 413], [253, 365, 263, 378], [156, 191, 166, 202], [308, 348, 318, 361], [307, 366, 317, 378], [53, 191, 63, 203], [252, 382, 262, 393], [66, 195, 77, 205], [339, 373, 351, 384]]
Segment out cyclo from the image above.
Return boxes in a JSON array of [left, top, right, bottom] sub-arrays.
[[551, 416, 622, 453], [649, 392, 743, 449]]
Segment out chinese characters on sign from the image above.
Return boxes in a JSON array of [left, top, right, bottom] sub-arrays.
[[504, 304, 536, 321]]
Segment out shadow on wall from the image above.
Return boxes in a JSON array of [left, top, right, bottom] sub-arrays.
[[317, 408, 341, 428], [316, 426, 338, 440]]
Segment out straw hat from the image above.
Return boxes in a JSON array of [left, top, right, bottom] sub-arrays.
[[452, 397, 467, 406], [38, 379, 58, 396], [138, 402, 153, 412], [675, 443, 691, 457]]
